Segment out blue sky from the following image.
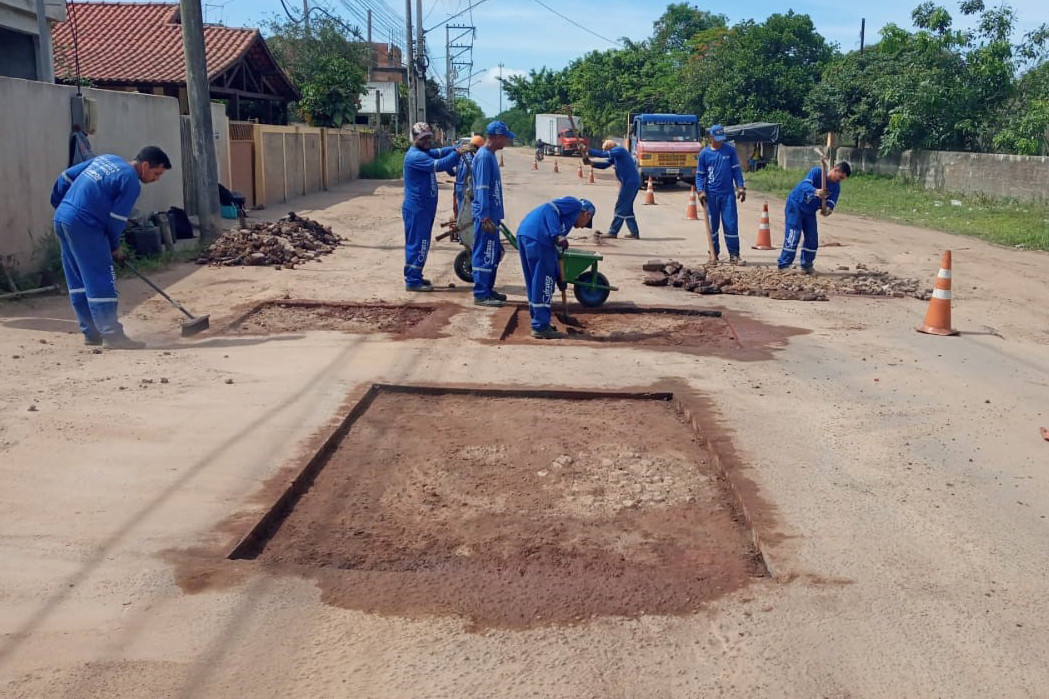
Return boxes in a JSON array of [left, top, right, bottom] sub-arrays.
[[195, 0, 1047, 117]]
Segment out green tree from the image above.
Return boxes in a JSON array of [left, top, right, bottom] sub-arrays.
[[651, 3, 727, 53], [493, 107, 534, 143], [454, 97, 485, 136], [265, 17, 368, 127], [502, 67, 572, 115]]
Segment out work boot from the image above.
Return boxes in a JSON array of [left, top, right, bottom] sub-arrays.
[[729, 255, 744, 266], [420, 278, 433, 286], [800, 266, 816, 276], [473, 296, 504, 307], [84, 333, 103, 346], [406, 283, 434, 292], [102, 333, 146, 350], [530, 326, 563, 339], [489, 290, 507, 301], [625, 233, 640, 239]]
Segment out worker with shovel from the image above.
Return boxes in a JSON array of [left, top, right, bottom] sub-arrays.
[[583, 140, 641, 239], [697, 124, 747, 264], [777, 161, 851, 273], [403, 122, 471, 292], [471, 120, 513, 307], [49, 146, 171, 349], [517, 197, 596, 339]]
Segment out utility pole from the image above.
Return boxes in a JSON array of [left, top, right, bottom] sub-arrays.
[[303, 0, 310, 34], [860, 18, 866, 54], [446, 26, 456, 139], [405, 0, 415, 130], [179, 0, 221, 241], [415, 0, 426, 124], [34, 0, 54, 82], [498, 62, 504, 115]]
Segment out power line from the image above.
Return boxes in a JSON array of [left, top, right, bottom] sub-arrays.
[[529, 0, 622, 46]]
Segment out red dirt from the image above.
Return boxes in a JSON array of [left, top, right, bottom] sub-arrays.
[[252, 392, 766, 630]]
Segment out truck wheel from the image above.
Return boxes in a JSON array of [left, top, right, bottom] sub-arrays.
[[454, 249, 474, 283], [573, 271, 611, 307]]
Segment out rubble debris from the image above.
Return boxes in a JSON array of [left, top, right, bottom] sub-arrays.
[[196, 212, 342, 267], [640, 260, 927, 301]]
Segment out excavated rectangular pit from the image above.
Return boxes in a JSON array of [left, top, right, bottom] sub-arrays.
[[497, 305, 741, 353], [229, 384, 771, 630], [222, 299, 456, 338]]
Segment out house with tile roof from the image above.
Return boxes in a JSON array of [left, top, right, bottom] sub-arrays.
[[51, 2, 298, 123]]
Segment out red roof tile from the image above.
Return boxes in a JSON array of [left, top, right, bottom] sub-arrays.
[[51, 2, 283, 88]]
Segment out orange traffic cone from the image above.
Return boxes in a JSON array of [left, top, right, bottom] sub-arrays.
[[553, 159, 559, 173], [916, 250, 958, 336], [577, 163, 584, 179], [685, 186, 699, 220], [752, 202, 773, 250], [642, 177, 656, 205], [587, 167, 595, 184], [532, 157, 538, 170]]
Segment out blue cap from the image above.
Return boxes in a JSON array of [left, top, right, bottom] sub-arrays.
[[486, 120, 516, 139], [578, 198, 595, 228], [710, 124, 727, 142]]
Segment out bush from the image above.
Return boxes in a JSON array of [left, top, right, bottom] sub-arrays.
[[360, 150, 405, 179]]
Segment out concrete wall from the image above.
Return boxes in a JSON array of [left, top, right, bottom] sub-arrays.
[[0, 77, 183, 274], [779, 144, 1049, 202]]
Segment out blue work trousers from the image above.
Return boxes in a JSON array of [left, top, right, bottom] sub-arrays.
[[518, 236, 559, 330], [706, 191, 740, 257], [402, 205, 436, 286], [54, 219, 123, 338], [607, 183, 640, 237], [777, 200, 818, 269], [471, 220, 503, 299]]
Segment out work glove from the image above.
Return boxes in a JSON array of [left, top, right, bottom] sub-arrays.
[[111, 248, 127, 266], [815, 188, 829, 200], [736, 186, 746, 203], [556, 237, 569, 251], [581, 155, 591, 166], [697, 190, 707, 206], [481, 218, 497, 233], [456, 144, 477, 155], [820, 208, 832, 218], [557, 277, 567, 293]]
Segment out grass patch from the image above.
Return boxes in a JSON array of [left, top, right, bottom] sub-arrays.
[[746, 166, 1049, 250], [360, 150, 405, 179]]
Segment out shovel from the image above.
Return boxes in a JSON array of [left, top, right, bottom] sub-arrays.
[[557, 256, 580, 327], [699, 198, 717, 264], [125, 261, 210, 337]]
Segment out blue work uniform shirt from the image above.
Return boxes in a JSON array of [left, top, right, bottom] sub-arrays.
[[588, 146, 640, 188], [518, 197, 585, 243], [697, 143, 745, 194], [471, 146, 504, 222], [52, 154, 142, 251], [403, 144, 460, 211], [789, 166, 841, 216]]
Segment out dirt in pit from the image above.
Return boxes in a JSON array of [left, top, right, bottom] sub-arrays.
[[500, 307, 741, 354], [223, 301, 455, 337], [251, 392, 766, 630]]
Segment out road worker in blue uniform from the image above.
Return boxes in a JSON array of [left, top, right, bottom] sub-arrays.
[[583, 139, 641, 238], [471, 120, 513, 307], [402, 121, 467, 291], [697, 124, 746, 264], [517, 197, 596, 340], [50, 146, 171, 349], [777, 161, 851, 273], [451, 134, 485, 218]]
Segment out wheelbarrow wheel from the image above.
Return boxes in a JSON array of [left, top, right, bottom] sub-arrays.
[[573, 270, 611, 307], [454, 249, 474, 283]]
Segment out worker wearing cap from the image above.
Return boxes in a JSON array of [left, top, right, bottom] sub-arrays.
[[697, 124, 746, 264], [49, 146, 171, 349], [777, 162, 851, 273], [583, 139, 641, 238], [452, 134, 485, 218], [517, 197, 595, 339], [471, 120, 513, 307], [402, 122, 466, 292]]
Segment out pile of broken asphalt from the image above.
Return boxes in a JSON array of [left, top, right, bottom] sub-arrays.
[[196, 212, 342, 269], [641, 260, 931, 302]]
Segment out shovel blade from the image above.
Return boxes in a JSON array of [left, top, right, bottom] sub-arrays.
[[181, 315, 211, 337]]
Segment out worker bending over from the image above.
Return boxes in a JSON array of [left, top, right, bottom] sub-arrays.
[[402, 122, 469, 291], [517, 196, 595, 339], [471, 120, 513, 307], [50, 146, 171, 349], [584, 139, 641, 238], [451, 134, 485, 219], [697, 124, 746, 264], [777, 162, 851, 273]]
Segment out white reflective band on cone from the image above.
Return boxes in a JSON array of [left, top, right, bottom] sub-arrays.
[[938, 269, 952, 279], [933, 289, 951, 300]]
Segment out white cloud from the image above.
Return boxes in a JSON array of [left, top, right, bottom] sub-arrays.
[[479, 65, 527, 87]]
